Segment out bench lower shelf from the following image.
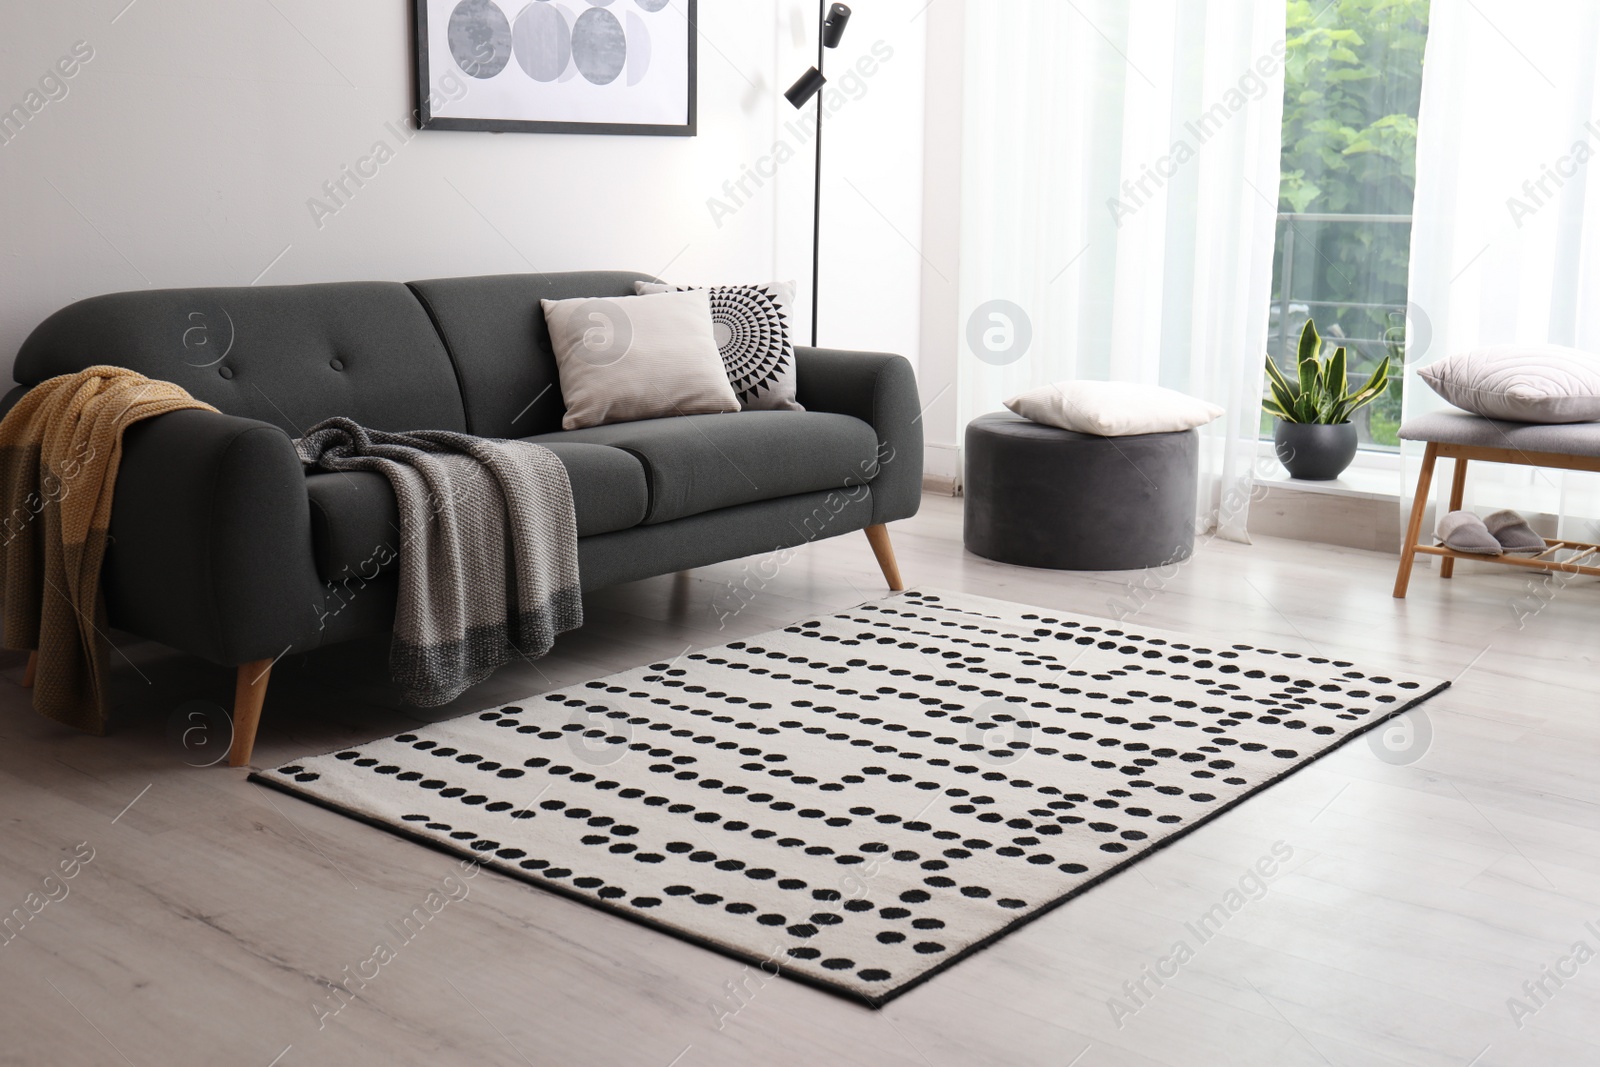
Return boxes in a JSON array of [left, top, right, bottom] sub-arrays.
[[1413, 540, 1600, 577]]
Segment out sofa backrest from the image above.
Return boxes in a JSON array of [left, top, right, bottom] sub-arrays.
[[13, 271, 661, 439], [407, 271, 657, 438], [14, 281, 467, 436]]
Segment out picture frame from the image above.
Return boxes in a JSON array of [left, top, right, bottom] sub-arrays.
[[413, 0, 697, 137]]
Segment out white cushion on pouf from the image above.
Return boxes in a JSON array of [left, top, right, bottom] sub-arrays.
[[1004, 381, 1223, 437]]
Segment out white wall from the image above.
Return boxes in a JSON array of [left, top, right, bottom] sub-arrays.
[[775, 2, 928, 362], [0, 0, 927, 386]]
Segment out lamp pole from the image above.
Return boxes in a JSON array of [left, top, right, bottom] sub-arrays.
[[786, 3, 852, 349], [811, 0, 826, 349]]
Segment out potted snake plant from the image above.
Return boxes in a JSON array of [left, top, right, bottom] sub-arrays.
[[1264, 319, 1390, 480]]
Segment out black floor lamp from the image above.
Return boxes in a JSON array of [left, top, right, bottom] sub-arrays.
[[786, 3, 852, 348]]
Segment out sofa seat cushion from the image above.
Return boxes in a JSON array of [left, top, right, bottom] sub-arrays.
[[305, 442, 648, 581], [526, 411, 879, 525]]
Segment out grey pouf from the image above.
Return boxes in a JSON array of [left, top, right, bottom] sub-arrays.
[[963, 412, 1199, 571]]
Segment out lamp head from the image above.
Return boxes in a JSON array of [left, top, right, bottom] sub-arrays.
[[785, 66, 826, 109], [823, 3, 852, 48]]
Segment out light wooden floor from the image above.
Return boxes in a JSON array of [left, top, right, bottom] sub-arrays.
[[2, 493, 1597, 1067]]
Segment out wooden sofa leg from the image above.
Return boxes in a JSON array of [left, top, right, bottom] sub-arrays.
[[865, 524, 905, 592], [1440, 456, 1469, 580], [228, 658, 275, 768], [1393, 443, 1438, 599], [21, 651, 36, 688]]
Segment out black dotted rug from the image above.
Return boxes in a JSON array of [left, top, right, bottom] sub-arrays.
[[252, 589, 1449, 1006]]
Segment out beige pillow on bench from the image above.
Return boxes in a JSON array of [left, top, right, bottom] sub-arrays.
[[542, 290, 739, 430], [1418, 344, 1600, 424]]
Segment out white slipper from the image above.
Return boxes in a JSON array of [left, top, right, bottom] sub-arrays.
[[1484, 509, 1545, 554], [1436, 510, 1503, 555]]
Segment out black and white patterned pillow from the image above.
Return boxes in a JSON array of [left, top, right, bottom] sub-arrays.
[[635, 281, 803, 411]]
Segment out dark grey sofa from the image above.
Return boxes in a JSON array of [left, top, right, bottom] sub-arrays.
[[6, 271, 922, 764]]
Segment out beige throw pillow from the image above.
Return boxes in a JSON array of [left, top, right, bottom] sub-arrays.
[[541, 290, 739, 430], [1004, 381, 1224, 436], [1418, 344, 1600, 423], [634, 280, 803, 411]]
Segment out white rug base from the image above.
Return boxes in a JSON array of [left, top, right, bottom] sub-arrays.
[[254, 589, 1448, 1005]]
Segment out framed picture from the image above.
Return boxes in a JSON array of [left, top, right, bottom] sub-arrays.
[[414, 0, 697, 136]]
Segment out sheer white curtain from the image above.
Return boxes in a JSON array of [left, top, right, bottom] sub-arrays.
[[956, 0, 1284, 541], [1405, 0, 1600, 533]]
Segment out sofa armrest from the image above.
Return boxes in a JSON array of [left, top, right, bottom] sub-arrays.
[[794, 348, 923, 525], [104, 409, 326, 665]]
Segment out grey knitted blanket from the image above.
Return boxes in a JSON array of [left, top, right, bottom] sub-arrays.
[[295, 418, 582, 707]]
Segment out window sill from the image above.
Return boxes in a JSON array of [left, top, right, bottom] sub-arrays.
[[1255, 449, 1600, 540], [1254, 442, 1402, 503], [1254, 465, 1401, 503]]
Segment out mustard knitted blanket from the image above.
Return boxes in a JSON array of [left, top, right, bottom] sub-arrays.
[[0, 366, 216, 733]]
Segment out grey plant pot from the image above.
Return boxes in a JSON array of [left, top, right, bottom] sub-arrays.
[[1273, 420, 1358, 481]]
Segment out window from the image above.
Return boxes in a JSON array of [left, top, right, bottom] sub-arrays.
[[1266, 0, 1431, 450]]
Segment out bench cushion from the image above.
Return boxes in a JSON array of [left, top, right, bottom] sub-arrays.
[[305, 442, 647, 581], [1398, 410, 1600, 458], [527, 411, 879, 525]]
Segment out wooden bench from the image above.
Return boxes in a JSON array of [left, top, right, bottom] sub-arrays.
[[1393, 411, 1600, 597]]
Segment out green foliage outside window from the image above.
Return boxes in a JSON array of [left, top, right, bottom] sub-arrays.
[[1271, 0, 1429, 448], [1280, 0, 1428, 223]]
